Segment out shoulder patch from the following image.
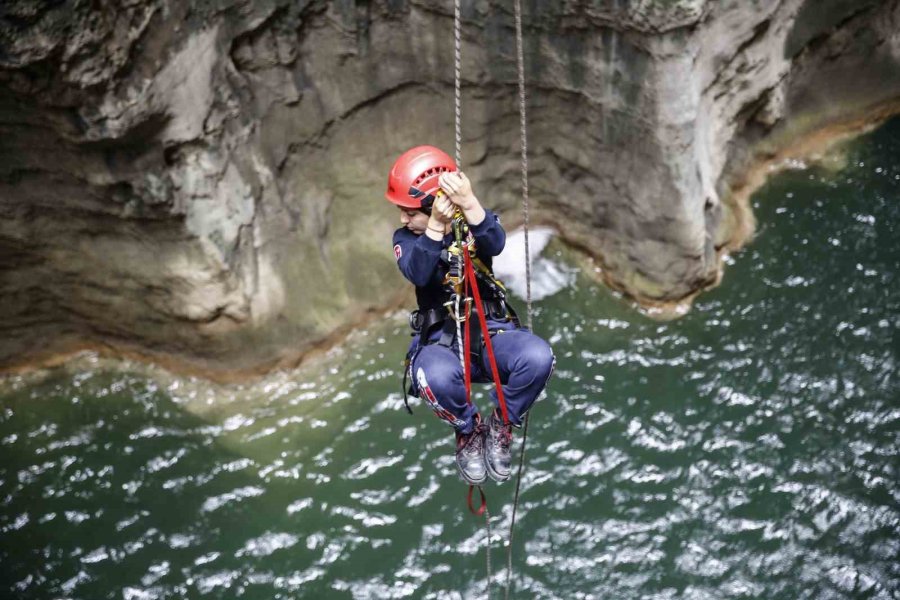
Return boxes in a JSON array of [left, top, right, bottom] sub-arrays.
[[393, 244, 402, 260]]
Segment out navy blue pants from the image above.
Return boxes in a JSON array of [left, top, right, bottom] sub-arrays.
[[409, 318, 555, 434]]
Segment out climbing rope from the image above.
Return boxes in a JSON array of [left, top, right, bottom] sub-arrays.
[[484, 503, 493, 599], [505, 3, 532, 598], [452, 3, 495, 595], [452, 1, 535, 598], [515, 0, 533, 333], [453, 0, 462, 169], [452, 0, 467, 378]]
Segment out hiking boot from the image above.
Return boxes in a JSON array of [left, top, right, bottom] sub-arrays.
[[485, 408, 512, 482], [455, 415, 487, 485]]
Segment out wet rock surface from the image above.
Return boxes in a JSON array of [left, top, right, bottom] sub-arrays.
[[0, 0, 898, 375]]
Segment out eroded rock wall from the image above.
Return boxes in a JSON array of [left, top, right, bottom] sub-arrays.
[[0, 0, 898, 375]]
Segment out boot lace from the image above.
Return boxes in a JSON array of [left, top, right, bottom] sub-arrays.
[[490, 417, 512, 451], [458, 423, 485, 456]]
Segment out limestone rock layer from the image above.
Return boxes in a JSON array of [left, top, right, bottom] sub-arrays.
[[1, 0, 898, 375]]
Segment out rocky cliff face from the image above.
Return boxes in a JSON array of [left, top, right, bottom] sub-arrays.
[[1, 0, 898, 376]]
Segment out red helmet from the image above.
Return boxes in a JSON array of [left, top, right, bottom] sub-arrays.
[[385, 145, 458, 209]]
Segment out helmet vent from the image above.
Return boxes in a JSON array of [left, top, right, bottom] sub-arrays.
[[413, 167, 450, 187]]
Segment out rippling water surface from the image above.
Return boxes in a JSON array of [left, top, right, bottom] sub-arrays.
[[2, 120, 899, 599]]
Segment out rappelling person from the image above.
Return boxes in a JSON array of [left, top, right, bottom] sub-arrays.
[[386, 145, 555, 485]]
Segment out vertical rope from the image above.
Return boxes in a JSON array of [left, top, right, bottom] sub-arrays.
[[515, 0, 532, 331], [454, 295, 465, 371], [452, 0, 465, 375], [453, 4, 493, 598], [454, 0, 462, 168], [506, 417, 528, 600], [453, 0, 465, 373], [484, 504, 493, 600], [506, 1, 530, 598]]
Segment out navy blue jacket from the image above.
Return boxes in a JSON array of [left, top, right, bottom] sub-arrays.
[[392, 210, 506, 312]]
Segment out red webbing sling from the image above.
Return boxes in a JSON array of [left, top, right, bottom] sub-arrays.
[[461, 239, 509, 516], [462, 244, 509, 425]]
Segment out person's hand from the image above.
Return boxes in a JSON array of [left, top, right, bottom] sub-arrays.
[[429, 193, 455, 226], [439, 171, 477, 211]]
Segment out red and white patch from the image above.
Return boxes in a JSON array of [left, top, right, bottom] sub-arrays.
[[393, 244, 403, 260], [417, 368, 466, 428]]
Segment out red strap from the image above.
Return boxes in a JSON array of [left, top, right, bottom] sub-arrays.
[[463, 264, 473, 405], [467, 485, 487, 516], [463, 249, 510, 425]]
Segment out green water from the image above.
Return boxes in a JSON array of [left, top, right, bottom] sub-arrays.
[[2, 119, 898, 599]]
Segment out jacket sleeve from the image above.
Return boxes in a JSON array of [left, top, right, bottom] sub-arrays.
[[468, 209, 506, 257], [392, 228, 443, 287]]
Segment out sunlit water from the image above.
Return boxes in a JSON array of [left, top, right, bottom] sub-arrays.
[[2, 119, 898, 599]]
